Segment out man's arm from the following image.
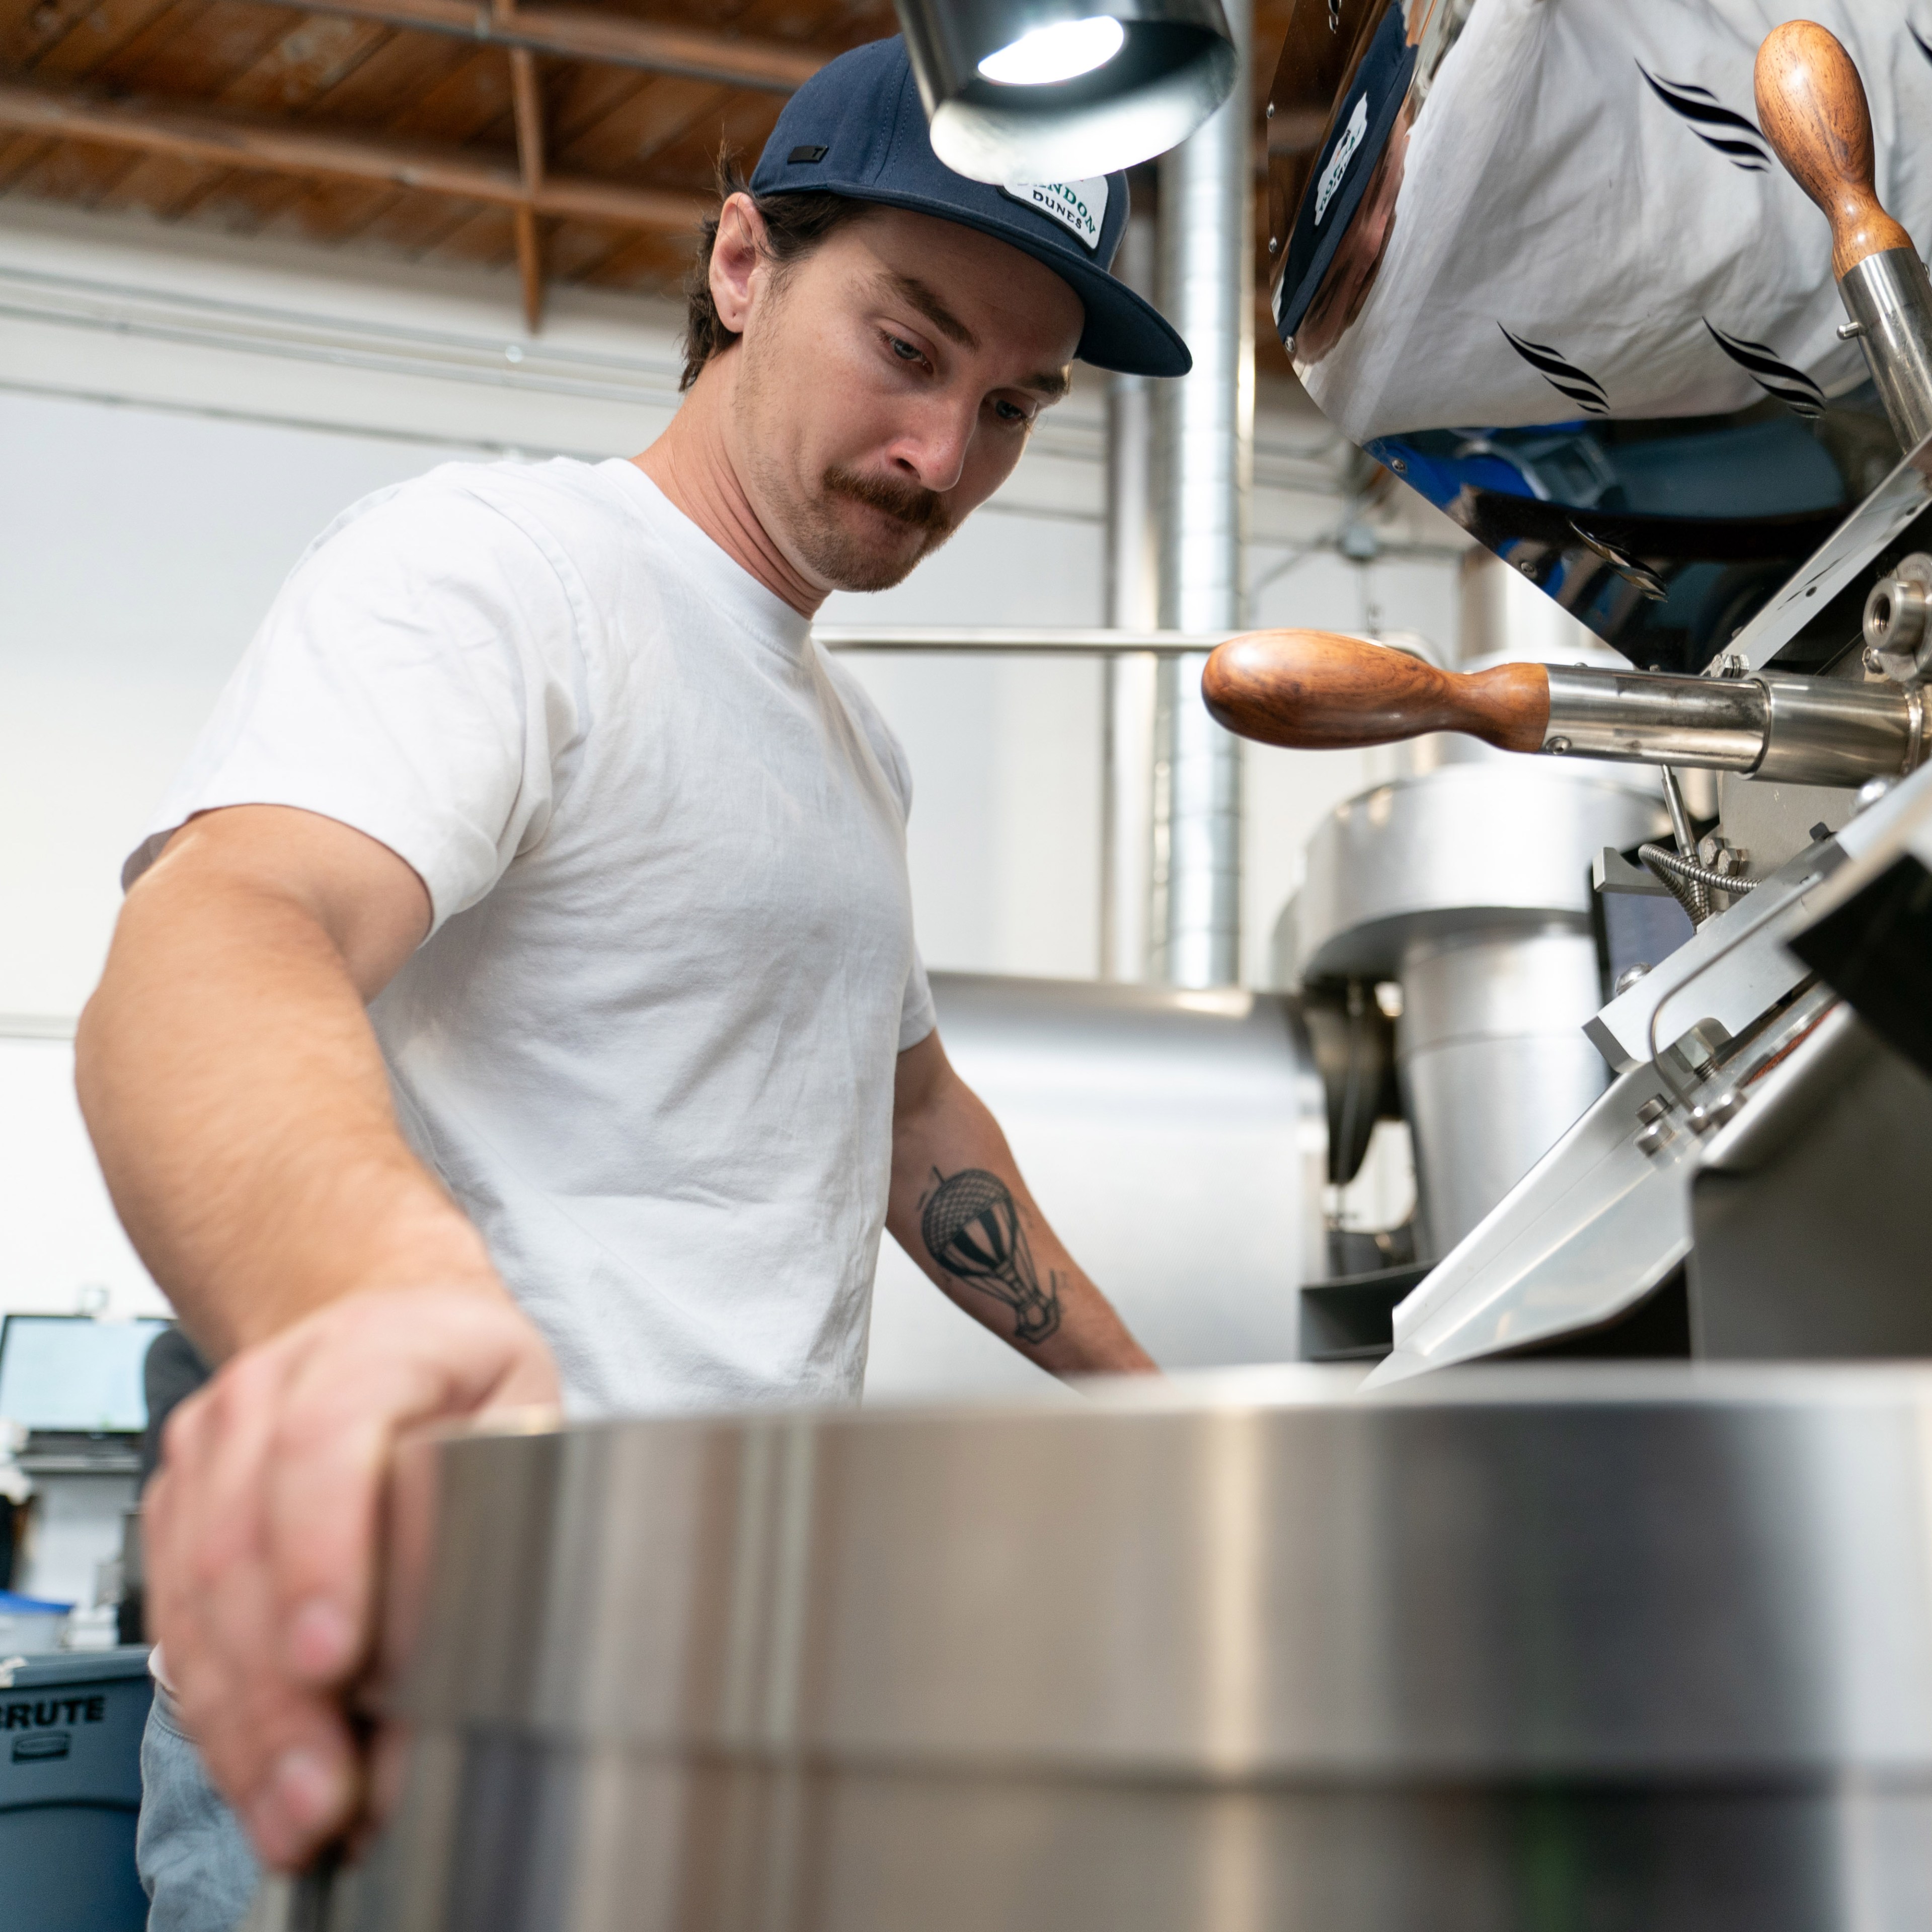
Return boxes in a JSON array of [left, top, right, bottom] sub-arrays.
[[888, 1031, 1156, 1376], [76, 803, 557, 1870]]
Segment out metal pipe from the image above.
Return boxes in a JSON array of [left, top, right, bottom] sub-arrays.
[[1103, 213, 1160, 982], [1838, 247, 1932, 453], [1151, 0, 1251, 988], [814, 627, 1227, 655], [1541, 665, 1923, 786], [1751, 672, 1926, 785], [1541, 665, 1769, 769]]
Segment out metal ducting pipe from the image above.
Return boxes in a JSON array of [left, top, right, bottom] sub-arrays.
[[1102, 212, 1159, 982], [1149, 0, 1250, 988], [1397, 922, 1615, 1252]]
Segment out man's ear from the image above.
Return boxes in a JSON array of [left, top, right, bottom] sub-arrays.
[[710, 193, 769, 336]]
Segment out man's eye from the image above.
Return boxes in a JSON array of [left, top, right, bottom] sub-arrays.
[[888, 336, 923, 362], [992, 399, 1032, 425]]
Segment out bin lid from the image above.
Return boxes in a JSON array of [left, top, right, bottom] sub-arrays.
[[0, 1646, 152, 1689]]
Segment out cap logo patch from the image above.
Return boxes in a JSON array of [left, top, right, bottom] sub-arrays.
[[999, 177, 1109, 251], [788, 144, 828, 164], [1314, 94, 1368, 226]]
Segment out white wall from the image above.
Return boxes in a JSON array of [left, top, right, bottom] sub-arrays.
[[0, 197, 1464, 1323]]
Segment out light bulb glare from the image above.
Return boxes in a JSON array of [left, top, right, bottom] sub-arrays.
[[977, 16, 1127, 88]]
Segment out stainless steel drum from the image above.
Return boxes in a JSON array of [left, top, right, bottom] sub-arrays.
[[323, 1365, 1932, 1930]]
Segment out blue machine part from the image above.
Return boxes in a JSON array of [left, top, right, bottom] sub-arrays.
[[1367, 417, 1847, 521]]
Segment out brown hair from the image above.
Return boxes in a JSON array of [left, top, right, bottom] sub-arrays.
[[680, 151, 876, 392]]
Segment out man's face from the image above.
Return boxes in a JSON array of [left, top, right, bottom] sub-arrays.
[[719, 203, 1084, 594]]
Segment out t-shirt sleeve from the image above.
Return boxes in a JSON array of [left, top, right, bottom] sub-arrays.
[[123, 475, 584, 932], [899, 943, 937, 1052]]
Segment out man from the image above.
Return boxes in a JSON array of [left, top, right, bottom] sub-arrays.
[[76, 32, 1191, 1931]]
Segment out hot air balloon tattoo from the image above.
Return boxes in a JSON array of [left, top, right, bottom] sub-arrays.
[[919, 1168, 1063, 1344]]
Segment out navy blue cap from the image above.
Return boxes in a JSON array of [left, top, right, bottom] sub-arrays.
[[750, 37, 1190, 379], [1272, 6, 1417, 343]]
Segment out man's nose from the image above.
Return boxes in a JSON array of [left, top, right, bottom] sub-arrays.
[[888, 393, 976, 494]]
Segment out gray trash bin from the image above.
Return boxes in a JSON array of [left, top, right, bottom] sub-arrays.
[[0, 1645, 152, 1931]]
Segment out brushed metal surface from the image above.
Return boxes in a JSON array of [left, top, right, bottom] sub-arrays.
[[1752, 670, 1924, 785], [1542, 665, 1767, 770], [322, 1366, 1932, 1930], [1841, 247, 1932, 453], [1286, 753, 1663, 1264], [1292, 765, 1665, 980], [1374, 1058, 1698, 1382], [1398, 924, 1609, 1253]]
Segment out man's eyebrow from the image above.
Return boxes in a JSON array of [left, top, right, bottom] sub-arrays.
[[882, 272, 978, 350], [876, 270, 1070, 399]]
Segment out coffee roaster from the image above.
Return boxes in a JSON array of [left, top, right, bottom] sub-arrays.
[[241, 11, 1932, 1928], [1227, 7, 1932, 1376]]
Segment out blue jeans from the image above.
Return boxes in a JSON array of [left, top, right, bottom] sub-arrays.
[[137, 1684, 261, 1932]]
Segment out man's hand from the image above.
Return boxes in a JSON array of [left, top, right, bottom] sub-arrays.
[[146, 1284, 558, 1869], [889, 1032, 1156, 1377]]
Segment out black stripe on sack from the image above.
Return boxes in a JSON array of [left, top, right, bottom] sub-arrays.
[[1698, 137, 1771, 171], [1500, 326, 1609, 411], [1911, 22, 1932, 66], [1704, 321, 1826, 417], [1638, 64, 1772, 170]]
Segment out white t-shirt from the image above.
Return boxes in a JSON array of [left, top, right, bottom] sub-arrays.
[[125, 457, 936, 1416]]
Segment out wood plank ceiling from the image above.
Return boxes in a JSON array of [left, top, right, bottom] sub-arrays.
[[0, 0, 1294, 342]]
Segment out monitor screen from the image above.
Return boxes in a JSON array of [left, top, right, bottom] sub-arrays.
[[0, 1315, 173, 1434]]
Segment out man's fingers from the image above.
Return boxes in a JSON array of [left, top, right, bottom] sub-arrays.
[[147, 1341, 362, 1867], [144, 1286, 559, 1871], [205, 1546, 362, 1867], [264, 1287, 559, 1693]]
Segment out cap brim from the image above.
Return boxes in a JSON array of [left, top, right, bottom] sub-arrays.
[[762, 183, 1192, 380]]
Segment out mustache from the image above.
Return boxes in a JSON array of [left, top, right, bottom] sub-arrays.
[[822, 463, 954, 534]]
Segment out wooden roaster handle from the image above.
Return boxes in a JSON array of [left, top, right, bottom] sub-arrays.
[[1201, 630, 1552, 752], [1756, 20, 1913, 278]]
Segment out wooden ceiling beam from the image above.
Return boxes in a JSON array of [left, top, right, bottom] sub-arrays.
[[505, 32, 545, 331], [0, 75, 710, 234], [245, 0, 823, 94]]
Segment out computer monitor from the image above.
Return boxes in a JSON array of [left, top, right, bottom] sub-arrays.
[[0, 1315, 174, 1436]]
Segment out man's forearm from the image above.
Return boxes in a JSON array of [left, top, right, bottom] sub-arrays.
[[76, 821, 495, 1359], [888, 1036, 1155, 1377]]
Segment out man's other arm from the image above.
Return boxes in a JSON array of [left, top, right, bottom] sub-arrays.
[[887, 1031, 1156, 1376], [76, 803, 557, 1868]]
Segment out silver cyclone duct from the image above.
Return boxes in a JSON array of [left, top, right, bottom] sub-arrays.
[[1278, 556, 1669, 1260], [1397, 923, 1613, 1251], [1149, 0, 1250, 987]]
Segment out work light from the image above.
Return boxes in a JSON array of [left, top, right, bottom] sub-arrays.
[[894, 0, 1237, 183]]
